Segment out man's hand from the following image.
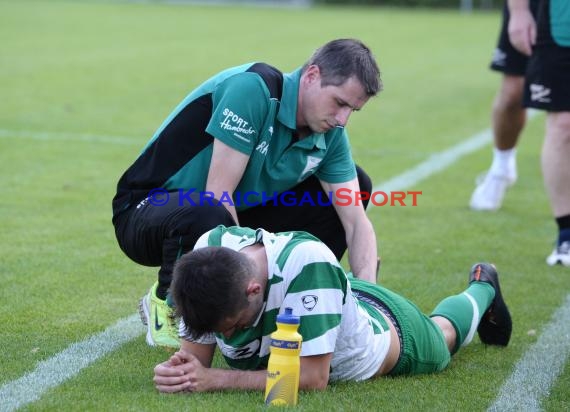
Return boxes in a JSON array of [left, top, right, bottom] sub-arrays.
[[321, 178, 379, 283], [153, 354, 190, 393], [154, 350, 211, 393], [508, 4, 536, 56]]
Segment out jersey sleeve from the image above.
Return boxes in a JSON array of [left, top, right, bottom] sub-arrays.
[[206, 72, 270, 155], [314, 129, 357, 184], [193, 229, 213, 249], [279, 240, 348, 357], [179, 318, 217, 344]]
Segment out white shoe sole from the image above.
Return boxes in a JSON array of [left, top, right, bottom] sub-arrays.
[[138, 294, 157, 346]]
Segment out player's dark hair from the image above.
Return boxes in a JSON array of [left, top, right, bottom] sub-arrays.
[[172, 247, 252, 339], [302, 38, 382, 96]]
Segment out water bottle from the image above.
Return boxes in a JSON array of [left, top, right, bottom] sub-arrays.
[[264, 307, 302, 406]]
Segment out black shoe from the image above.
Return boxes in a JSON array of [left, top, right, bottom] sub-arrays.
[[469, 263, 512, 346]]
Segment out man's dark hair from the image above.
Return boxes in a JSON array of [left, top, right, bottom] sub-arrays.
[[171, 246, 252, 339], [302, 38, 382, 96]]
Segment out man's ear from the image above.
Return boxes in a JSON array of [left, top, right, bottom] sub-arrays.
[[246, 281, 262, 300], [303, 64, 321, 85]]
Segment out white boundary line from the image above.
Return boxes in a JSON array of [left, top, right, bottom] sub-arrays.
[[370, 127, 492, 194], [0, 315, 144, 412], [488, 294, 570, 412], [125, 0, 312, 8], [2, 112, 564, 412], [0, 129, 142, 145], [369, 110, 539, 194]]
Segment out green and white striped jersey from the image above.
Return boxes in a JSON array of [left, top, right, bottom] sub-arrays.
[[180, 225, 392, 381]]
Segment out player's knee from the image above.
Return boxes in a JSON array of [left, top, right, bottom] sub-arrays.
[[496, 76, 525, 111], [194, 204, 236, 231], [495, 91, 524, 113], [167, 204, 235, 242], [431, 316, 457, 354], [547, 113, 570, 144]]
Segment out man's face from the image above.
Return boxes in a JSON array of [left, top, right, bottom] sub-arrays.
[[215, 294, 264, 339], [298, 65, 370, 134]]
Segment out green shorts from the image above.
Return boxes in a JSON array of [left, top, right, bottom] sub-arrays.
[[350, 279, 451, 376]]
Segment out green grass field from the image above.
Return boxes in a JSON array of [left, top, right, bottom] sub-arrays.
[[1, 1, 569, 411]]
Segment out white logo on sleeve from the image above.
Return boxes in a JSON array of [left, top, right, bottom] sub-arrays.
[[530, 84, 551, 103], [220, 108, 256, 142], [299, 156, 322, 181]]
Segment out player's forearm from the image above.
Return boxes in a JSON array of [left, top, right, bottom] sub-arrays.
[[200, 187, 239, 224], [179, 341, 215, 368], [508, 0, 529, 12], [347, 219, 378, 283], [206, 368, 267, 391]]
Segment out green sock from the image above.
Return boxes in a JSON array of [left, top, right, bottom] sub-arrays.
[[430, 282, 495, 354]]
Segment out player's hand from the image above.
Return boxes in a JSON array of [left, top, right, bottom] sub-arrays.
[[154, 350, 212, 393], [171, 351, 212, 393], [508, 8, 536, 56], [153, 358, 191, 393]]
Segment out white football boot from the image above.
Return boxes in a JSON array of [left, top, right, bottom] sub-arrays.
[[470, 171, 517, 212], [546, 241, 570, 267]]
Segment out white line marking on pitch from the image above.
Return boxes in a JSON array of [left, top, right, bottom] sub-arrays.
[[0, 129, 142, 145], [370, 110, 539, 194], [488, 294, 570, 412], [0, 111, 549, 410], [0, 315, 144, 412]]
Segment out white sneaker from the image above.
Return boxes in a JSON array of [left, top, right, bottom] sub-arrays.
[[546, 241, 570, 267], [470, 172, 516, 211]]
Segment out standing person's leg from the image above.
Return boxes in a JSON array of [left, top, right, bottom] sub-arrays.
[[470, 75, 526, 211], [492, 75, 528, 153], [114, 191, 235, 347], [543, 112, 570, 266], [520, 0, 570, 264], [470, 1, 535, 211], [238, 166, 372, 261]]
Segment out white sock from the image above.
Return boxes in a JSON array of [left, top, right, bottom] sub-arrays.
[[490, 147, 517, 178], [460, 292, 480, 347]]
